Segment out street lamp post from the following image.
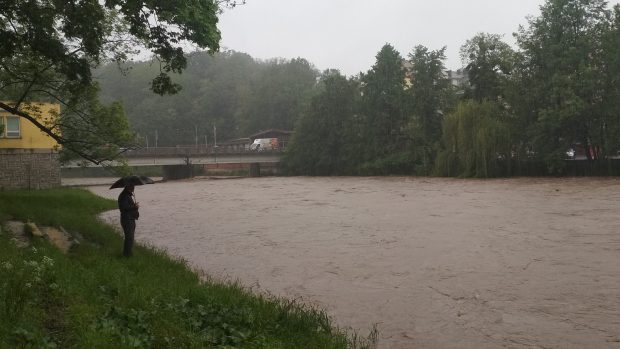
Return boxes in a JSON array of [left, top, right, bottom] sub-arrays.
[[213, 125, 217, 163], [194, 125, 198, 148]]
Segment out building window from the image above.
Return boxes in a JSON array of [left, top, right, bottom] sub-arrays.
[[0, 116, 4, 138], [4, 116, 20, 138]]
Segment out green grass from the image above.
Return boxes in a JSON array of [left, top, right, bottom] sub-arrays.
[[0, 188, 376, 349]]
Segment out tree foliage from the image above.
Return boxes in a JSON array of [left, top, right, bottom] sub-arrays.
[[435, 101, 512, 177], [282, 43, 456, 176], [406, 45, 454, 174], [237, 58, 319, 135], [359, 44, 408, 162], [600, 5, 620, 156], [10, 0, 616, 176], [282, 71, 360, 175], [460, 33, 516, 102], [0, 0, 237, 163], [515, 0, 613, 167], [96, 52, 319, 146], [282, 0, 620, 178]]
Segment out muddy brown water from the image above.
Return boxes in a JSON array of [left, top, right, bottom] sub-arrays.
[[91, 177, 620, 349]]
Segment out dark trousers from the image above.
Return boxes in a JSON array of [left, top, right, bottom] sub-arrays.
[[121, 218, 136, 257]]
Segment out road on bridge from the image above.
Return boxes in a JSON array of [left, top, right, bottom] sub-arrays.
[[63, 153, 282, 167]]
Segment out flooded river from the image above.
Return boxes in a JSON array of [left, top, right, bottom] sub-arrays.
[[91, 177, 620, 348]]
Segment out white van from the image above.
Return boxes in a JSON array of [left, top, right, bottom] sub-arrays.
[[250, 138, 279, 151]]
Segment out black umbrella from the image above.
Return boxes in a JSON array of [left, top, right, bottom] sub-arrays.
[[109, 175, 155, 189]]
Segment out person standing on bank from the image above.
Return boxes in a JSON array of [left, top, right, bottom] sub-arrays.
[[118, 184, 140, 257]]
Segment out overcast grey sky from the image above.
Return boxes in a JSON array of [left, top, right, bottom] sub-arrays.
[[217, 0, 617, 75]]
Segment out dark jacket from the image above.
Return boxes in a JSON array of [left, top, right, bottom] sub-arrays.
[[118, 189, 139, 220]]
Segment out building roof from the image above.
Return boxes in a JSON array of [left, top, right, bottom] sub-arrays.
[[248, 129, 294, 140]]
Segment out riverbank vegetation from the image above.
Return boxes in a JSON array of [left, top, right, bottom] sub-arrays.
[[92, 0, 620, 177], [0, 189, 374, 348], [6, 0, 617, 177], [284, 0, 620, 177]]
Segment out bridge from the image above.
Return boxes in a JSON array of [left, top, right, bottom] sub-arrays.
[[62, 147, 283, 168], [62, 147, 283, 180], [122, 146, 282, 166], [122, 152, 282, 166]]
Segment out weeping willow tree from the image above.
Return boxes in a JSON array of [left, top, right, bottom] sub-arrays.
[[435, 100, 513, 177]]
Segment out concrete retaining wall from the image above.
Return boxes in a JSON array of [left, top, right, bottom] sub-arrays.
[[162, 164, 194, 180], [0, 149, 61, 190], [204, 162, 280, 176]]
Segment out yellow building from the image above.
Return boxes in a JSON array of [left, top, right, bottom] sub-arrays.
[[0, 102, 60, 149]]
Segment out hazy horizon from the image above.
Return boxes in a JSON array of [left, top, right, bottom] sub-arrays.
[[217, 0, 620, 76]]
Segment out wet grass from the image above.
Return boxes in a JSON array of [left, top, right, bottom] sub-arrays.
[[0, 188, 376, 349]]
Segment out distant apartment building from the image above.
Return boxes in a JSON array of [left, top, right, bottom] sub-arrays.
[[401, 60, 469, 90], [402, 60, 414, 88], [444, 69, 469, 88], [0, 102, 62, 190]]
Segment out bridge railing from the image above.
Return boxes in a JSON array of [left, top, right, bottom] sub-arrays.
[[123, 145, 283, 157]]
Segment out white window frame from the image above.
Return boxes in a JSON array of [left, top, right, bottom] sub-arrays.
[[5, 116, 21, 138]]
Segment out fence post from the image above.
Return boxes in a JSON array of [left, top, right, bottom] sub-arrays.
[[249, 163, 260, 177]]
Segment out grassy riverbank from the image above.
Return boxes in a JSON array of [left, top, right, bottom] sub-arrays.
[[0, 188, 374, 349]]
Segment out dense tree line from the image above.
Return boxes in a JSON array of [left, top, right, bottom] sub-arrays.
[[13, 0, 616, 176], [96, 52, 319, 147], [283, 43, 454, 175], [285, 0, 620, 177], [93, 0, 620, 177]]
